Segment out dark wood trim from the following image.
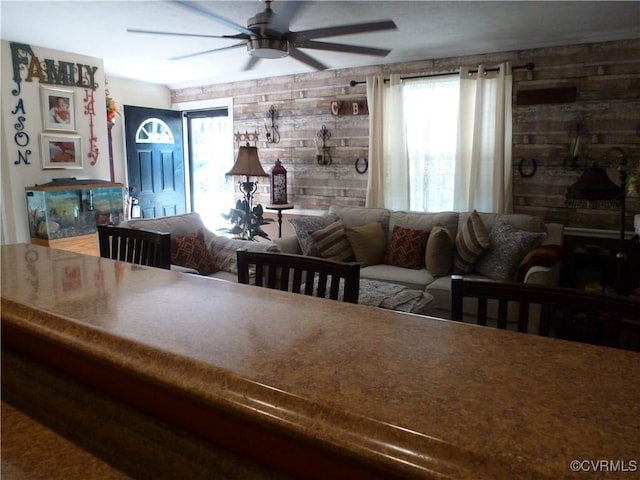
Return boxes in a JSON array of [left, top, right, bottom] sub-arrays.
[[515, 86, 577, 105], [1, 322, 406, 480]]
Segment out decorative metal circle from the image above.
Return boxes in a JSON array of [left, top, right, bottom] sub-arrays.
[[355, 157, 368, 174], [518, 158, 537, 178]]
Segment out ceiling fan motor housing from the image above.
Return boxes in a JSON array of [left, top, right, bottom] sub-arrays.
[[247, 38, 289, 58], [247, 4, 289, 59]]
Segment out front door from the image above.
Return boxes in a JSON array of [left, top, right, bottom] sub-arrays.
[[124, 105, 186, 218]]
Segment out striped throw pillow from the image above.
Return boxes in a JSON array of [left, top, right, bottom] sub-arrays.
[[310, 220, 355, 262], [453, 210, 490, 274]]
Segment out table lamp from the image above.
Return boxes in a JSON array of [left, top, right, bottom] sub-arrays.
[[226, 142, 268, 209]]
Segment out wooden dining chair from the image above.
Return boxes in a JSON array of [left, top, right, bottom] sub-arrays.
[[236, 249, 361, 303], [450, 275, 640, 350], [97, 224, 171, 269]]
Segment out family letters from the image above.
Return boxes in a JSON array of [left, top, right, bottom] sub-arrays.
[[10, 42, 99, 94]]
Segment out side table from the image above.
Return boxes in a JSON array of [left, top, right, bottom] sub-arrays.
[[266, 204, 294, 238]]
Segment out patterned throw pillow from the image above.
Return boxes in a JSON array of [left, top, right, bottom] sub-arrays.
[[310, 219, 355, 262], [384, 225, 429, 269], [289, 214, 338, 257], [453, 210, 490, 274], [425, 225, 454, 277], [475, 220, 546, 281], [345, 222, 387, 267], [170, 229, 217, 275]]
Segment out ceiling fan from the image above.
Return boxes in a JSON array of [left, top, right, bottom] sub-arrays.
[[128, 0, 397, 71]]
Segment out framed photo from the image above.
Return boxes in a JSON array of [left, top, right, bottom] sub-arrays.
[[41, 86, 76, 132], [41, 133, 83, 169]]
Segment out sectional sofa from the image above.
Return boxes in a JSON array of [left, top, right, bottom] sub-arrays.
[[120, 206, 564, 324]]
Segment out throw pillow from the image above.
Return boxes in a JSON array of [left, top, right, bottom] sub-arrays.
[[170, 230, 217, 275], [345, 222, 387, 267], [310, 219, 356, 262], [475, 220, 546, 281], [425, 225, 454, 277], [453, 210, 490, 274], [289, 214, 338, 257], [383, 225, 429, 269]]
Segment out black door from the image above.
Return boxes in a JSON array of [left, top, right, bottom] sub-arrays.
[[124, 105, 186, 218]]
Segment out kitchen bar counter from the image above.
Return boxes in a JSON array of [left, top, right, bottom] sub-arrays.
[[2, 243, 639, 479]]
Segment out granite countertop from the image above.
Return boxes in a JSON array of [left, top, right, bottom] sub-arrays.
[[2, 243, 639, 479]]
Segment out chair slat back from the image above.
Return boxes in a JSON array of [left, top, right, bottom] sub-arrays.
[[98, 225, 171, 270], [236, 249, 360, 303], [451, 275, 640, 350]]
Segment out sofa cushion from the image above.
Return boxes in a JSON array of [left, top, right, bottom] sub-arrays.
[[475, 220, 546, 281], [170, 229, 217, 275], [361, 264, 434, 291], [329, 205, 391, 233], [384, 225, 429, 269], [125, 212, 206, 237], [310, 219, 355, 262], [459, 212, 544, 235], [288, 214, 338, 257], [345, 222, 387, 267], [425, 225, 454, 277], [389, 211, 458, 241], [453, 210, 490, 274]]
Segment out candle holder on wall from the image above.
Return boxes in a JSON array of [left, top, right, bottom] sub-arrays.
[[315, 124, 332, 165], [264, 105, 280, 144]]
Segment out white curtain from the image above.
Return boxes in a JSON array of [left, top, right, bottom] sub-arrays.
[[454, 63, 513, 213], [365, 75, 408, 209]]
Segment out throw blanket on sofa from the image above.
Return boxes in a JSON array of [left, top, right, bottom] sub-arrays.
[[359, 279, 432, 315]]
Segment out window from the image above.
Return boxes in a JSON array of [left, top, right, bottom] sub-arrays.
[[403, 75, 459, 212]]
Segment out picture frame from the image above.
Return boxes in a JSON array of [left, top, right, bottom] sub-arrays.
[[41, 133, 83, 169], [41, 86, 76, 132]]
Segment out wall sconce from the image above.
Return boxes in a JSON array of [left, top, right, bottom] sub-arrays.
[[566, 121, 587, 170], [315, 124, 331, 165], [264, 105, 280, 144]]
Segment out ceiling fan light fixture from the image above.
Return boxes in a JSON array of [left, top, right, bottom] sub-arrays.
[[247, 38, 289, 59]]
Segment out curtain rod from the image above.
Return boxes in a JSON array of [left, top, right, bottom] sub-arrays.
[[349, 62, 534, 87]]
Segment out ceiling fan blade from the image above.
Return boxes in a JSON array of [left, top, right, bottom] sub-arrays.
[[267, 1, 305, 34], [290, 20, 397, 41], [243, 56, 261, 71], [127, 28, 247, 40], [172, 0, 254, 36], [169, 42, 247, 61], [294, 40, 391, 57], [289, 46, 328, 71]]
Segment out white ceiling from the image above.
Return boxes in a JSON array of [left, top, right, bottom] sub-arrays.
[[2, 1, 638, 89]]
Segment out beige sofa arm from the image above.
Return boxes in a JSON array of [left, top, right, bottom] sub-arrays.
[[208, 235, 279, 274], [273, 234, 303, 255], [518, 244, 564, 287], [523, 264, 561, 286]]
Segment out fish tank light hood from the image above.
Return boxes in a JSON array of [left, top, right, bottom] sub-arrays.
[[34, 177, 114, 187]]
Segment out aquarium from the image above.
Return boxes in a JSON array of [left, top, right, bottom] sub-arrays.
[[26, 178, 124, 240]]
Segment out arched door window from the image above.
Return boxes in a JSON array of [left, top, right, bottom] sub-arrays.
[[135, 118, 175, 144]]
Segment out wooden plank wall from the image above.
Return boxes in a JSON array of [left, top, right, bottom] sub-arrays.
[[172, 38, 640, 231]]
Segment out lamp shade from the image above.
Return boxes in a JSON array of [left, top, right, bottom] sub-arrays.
[[226, 145, 268, 177], [565, 165, 622, 205]]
